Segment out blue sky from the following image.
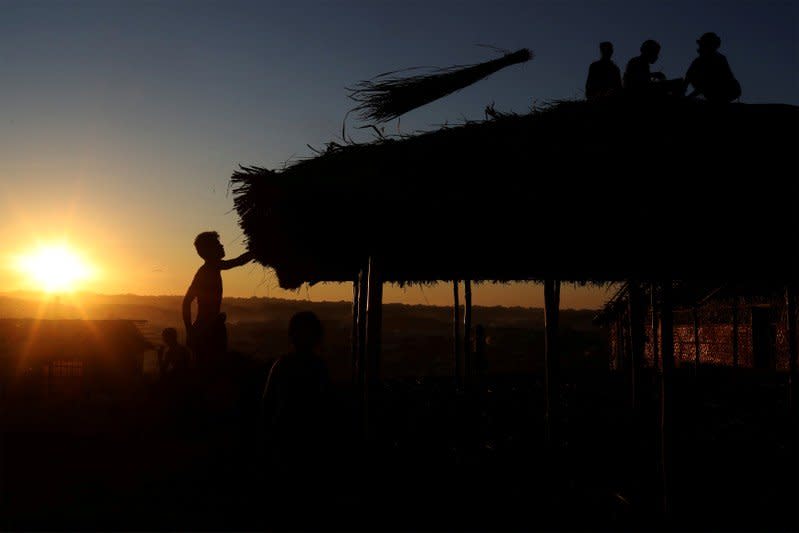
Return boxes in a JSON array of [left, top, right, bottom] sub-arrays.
[[0, 0, 795, 307]]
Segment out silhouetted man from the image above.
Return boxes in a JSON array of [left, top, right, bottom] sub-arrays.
[[586, 41, 622, 99], [684, 32, 741, 103], [624, 40, 667, 91], [183, 231, 252, 367], [156, 327, 191, 378], [624, 40, 684, 97], [261, 311, 331, 473]]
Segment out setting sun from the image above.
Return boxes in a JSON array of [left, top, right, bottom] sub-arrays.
[[15, 244, 94, 293]]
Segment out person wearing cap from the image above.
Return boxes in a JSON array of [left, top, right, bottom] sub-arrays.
[[586, 41, 622, 100], [684, 32, 741, 102]]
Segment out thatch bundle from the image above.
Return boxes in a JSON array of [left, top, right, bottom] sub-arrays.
[[349, 48, 533, 123], [232, 98, 798, 289]]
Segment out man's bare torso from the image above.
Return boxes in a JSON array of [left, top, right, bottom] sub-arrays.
[[191, 263, 223, 323]]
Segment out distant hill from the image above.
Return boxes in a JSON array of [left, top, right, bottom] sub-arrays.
[[0, 292, 607, 380], [0, 292, 599, 331]]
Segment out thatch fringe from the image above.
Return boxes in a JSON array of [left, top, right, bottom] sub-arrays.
[[348, 48, 533, 123]]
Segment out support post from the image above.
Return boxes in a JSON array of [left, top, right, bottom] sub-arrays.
[[628, 282, 645, 410], [615, 315, 625, 371], [731, 295, 739, 368], [651, 282, 660, 372], [544, 279, 561, 443], [350, 272, 362, 387], [659, 280, 675, 518], [786, 284, 798, 410], [357, 266, 369, 391], [464, 279, 473, 391], [453, 280, 462, 390], [364, 256, 383, 438], [350, 276, 359, 385], [692, 304, 701, 376]]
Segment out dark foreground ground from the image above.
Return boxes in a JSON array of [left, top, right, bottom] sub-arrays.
[[1, 365, 796, 531]]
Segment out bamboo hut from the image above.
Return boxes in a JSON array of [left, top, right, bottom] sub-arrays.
[[231, 97, 798, 405], [231, 96, 798, 515]]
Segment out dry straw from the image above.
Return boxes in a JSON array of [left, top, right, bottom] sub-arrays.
[[349, 48, 533, 123]]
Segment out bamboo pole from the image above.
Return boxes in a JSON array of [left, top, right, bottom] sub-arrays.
[[786, 284, 798, 410], [464, 279, 473, 391], [628, 282, 644, 410], [544, 279, 561, 443], [352, 277, 360, 387], [651, 283, 660, 371], [659, 280, 675, 517], [364, 256, 383, 438], [366, 257, 383, 383], [693, 304, 701, 376], [731, 295, 739, 368], [453, 280, 462, 390], [616, 315, 625, 371], [357, 267, 369, 391]]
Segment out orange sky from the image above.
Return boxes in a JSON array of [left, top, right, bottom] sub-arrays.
[[0, 159, 617, 308], [0, 2, 795, 310], [1, 205, 614, 308]]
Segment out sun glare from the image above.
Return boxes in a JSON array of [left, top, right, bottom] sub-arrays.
[[15, 244, 94, 293]]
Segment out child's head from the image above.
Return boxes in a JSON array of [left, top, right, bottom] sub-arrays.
[[288, 311, 323, 353], [161, 327, 179, 346], [194, 231, 225, 261]]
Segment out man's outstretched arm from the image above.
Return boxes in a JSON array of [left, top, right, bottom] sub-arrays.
[[220, 251, 254, 270]]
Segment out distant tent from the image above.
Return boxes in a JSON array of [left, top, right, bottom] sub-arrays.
[[0, 319, 153, 396]]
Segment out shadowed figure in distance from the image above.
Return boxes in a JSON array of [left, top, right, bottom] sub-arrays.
[[683, 32, 741, 102], [585, 41, 622, 100], [156, 327, 191, 379], [624, 39, 683, 96], [261, 311, 332, 476], [183, 231, 252, 368]]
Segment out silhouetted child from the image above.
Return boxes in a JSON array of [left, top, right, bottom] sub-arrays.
[[684, 32, 741, 103], [586, 41, 622, 100], [624, 40, 683, 96], [261, 311, 331, 474], [183, 231, 252, 368], [156, 327, 191, 378]]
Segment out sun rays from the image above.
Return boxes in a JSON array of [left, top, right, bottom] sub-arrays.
[[14, 243, 95, 293]]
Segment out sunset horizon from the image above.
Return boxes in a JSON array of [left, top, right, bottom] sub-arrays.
[[1, 1, 796, 530], [0, 284, 618, 310]]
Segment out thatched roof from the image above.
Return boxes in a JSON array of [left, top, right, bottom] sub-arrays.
[[232, 98, 799, 289]]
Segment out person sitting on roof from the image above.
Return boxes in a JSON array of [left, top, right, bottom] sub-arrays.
[[183, 231, 252, 369], [586, 41, 622, 100], [624, 40, 683, 97], [156, 327, 191, 378], [683, 32, 741, 103]]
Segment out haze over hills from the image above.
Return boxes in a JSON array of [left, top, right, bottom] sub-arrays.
[[0, 291, 604, 325], [0, 291, 608, 380]]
